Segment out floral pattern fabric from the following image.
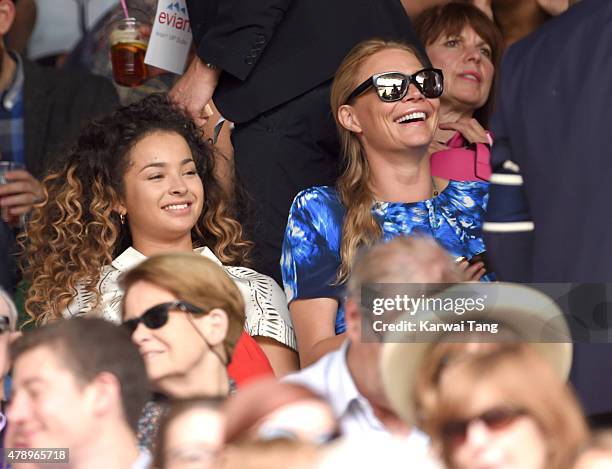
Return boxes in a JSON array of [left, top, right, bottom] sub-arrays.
[[281, 181, 491, 334]]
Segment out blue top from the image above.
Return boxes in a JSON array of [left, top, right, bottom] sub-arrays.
[[281, 181, 491, 334]]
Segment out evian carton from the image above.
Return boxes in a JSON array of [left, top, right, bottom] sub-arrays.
[[144, 0, 193, 74]]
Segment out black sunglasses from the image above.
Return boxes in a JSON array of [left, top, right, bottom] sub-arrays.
[[346, 68, 444, 104], [442, 406, 526, 448], [123, 300, 204, 335]]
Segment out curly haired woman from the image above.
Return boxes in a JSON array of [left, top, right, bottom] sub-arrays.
[[22, 94, 298, 376]]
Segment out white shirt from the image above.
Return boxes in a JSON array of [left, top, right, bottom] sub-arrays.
[[319, 436, 443, 469], [63, 246, 296, 349], [284, 341, 429, 449]]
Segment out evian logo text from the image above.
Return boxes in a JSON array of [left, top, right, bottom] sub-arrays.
[[159, 2, 191, 32]]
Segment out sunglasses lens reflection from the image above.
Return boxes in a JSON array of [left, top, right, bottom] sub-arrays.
[[416, 70, 443, 98], [376, 73, 407, 101], [375, 70, 442, 102]]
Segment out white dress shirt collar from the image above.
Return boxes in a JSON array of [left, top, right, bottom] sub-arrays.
[[111, 246, 222, 272], [284, 340, 429, 447]]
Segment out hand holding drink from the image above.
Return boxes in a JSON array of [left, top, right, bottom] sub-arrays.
[[110, 17, 149, 87], [0, 162, 43, 228]]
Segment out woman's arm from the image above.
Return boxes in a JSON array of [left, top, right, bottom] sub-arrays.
[[290, 298, 345, 368], [281, 187, 346, 368]]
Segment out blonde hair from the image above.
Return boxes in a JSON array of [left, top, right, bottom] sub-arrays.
[[414, 341, 504, 428], [425, 344, 589, 469], [120, 252, 245, 359], [330, 39, 428, 284], [22, 166, 121, 324]]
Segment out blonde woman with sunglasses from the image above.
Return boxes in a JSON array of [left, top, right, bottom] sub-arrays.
[[281, 39, 491, 367]]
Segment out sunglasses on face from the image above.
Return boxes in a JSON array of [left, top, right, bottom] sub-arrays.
[[346, 68, 444, 104], [122, 300, 204, 335], [442, 406, 526, 448]]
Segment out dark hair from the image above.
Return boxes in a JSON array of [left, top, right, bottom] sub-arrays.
[[413, 2, 504, 125], [23, 93, 251, 323], [10, 318, 150, 431], [154, 397, 225, 468]]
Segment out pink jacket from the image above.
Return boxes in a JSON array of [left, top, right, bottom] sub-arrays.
[[430, 131, 492, 182]]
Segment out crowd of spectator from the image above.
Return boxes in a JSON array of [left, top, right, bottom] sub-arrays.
[[0, 0, 611, 468]]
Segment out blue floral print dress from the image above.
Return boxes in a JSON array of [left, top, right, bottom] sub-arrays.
[[281, 181, 491, 334]]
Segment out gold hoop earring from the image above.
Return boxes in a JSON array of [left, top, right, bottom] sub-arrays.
[[120, 213, 125, 225]]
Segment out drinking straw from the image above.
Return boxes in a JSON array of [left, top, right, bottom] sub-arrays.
[[120, 0, 130, 19]]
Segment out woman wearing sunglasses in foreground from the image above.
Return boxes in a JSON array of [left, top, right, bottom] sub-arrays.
[[120, 252, 244, 448], [281, 39, 490, 367], [419, 345, 588, 469], [22, 94, 298, 376]]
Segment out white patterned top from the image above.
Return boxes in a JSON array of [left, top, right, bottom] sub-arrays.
[[63, 246, 297, 350]]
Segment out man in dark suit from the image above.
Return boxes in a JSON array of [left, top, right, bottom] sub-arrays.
[[484, 0, 612, 419], [0, 0, 119, 293], [171, 0, 425, 285]]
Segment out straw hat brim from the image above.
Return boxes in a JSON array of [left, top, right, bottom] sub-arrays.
[[380, 282, 572, 425]]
